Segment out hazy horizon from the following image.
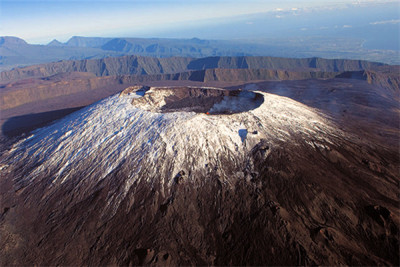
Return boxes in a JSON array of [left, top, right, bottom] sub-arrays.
[[1, 0, 399, 46]]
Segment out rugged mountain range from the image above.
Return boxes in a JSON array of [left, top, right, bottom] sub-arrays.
[[0, 36, 248, 71], [0, 36, 122, 72], [1, 36, 399, 72], [0, 85, 398, 265], [0, 55, 386, 83]]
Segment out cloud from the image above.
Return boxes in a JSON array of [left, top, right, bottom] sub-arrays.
[[343, 25, 352, 28], [370, 19, 400, 25]]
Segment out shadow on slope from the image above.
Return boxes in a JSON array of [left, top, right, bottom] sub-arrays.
[[2, 107, 84, 137]]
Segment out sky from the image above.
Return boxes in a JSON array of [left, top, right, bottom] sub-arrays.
[[0, 0, 398, 44]]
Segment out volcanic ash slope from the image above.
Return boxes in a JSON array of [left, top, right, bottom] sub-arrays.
[[7, 86, 340, 197], [1, 86, 398, 266]]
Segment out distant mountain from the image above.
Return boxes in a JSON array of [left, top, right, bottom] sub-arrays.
[[0, 36, 122, 72], [0, 36, 28, 46], [47, 39, 64, 47], [101, 38, 143, 53], [100, 38, 217, 57], [1, 36, 398, 72], [0, 36, 242, 71], [64, 36, 113, 48]]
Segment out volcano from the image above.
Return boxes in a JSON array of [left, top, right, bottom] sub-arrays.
[[0, 86, 399, 266]]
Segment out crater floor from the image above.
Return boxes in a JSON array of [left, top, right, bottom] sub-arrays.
[[122, 86, 264, 114]]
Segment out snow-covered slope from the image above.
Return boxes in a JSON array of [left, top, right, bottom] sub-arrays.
[[3, 86, 342, 210], [7, 87, 339, 180], [1, 86, 398, 266]]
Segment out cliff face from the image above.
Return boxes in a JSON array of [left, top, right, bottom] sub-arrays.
[[195, 68, 337, 82], [364, 70, 400, 95], [188, 56, 385, 72], [0, 56, 386, 83], [335, 68, 400, 98]]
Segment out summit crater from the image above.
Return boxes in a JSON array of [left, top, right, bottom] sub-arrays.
[[122, 86, 264, 114]]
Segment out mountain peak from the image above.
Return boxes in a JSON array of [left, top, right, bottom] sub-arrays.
[[190, 37, 209, 45], [0, 36, 28, 46], [4, 86, 338, 189], [65, 36, 113, 48], [47, 39, 64, 46], [1, 85, 398, 266]]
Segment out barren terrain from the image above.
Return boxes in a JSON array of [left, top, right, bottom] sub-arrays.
[[0, 56, 399, 266]]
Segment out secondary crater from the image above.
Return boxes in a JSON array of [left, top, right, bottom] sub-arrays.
[[122, 86, 264, 114]]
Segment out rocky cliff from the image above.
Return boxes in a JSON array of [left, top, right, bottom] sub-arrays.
[[0, 56, 386, 83]]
